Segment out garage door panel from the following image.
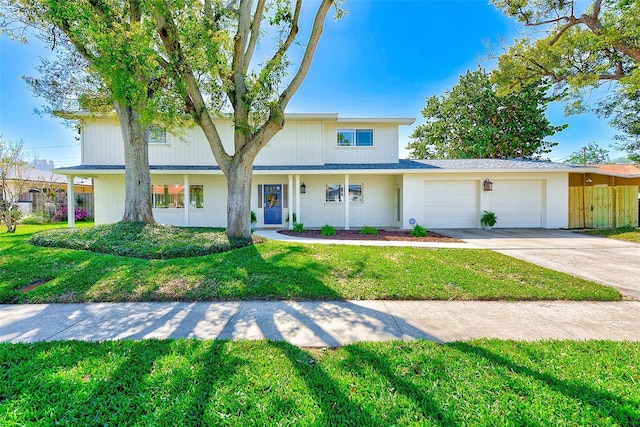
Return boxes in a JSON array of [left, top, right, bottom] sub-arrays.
[[424, 181, 477, 228], [491, 181, 541, 228]]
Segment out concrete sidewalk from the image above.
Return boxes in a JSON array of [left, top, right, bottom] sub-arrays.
[[2, 300, 639, 345]]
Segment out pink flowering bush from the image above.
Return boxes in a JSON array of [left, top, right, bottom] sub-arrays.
[[53, 205, 90, 222]]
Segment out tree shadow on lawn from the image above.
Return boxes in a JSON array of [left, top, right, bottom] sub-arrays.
[[451, 342, 640, 425], [0, 340, 246, 426], [159, 243, 345, 301]]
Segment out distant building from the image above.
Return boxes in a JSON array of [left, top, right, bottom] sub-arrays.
[[32, 159, 55, 171]]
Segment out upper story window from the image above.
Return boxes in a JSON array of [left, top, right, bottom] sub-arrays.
[[148, 126, 167, 144], [337, 129, 374, 147]]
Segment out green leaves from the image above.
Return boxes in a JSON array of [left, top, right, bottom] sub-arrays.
[[491, 0, 640, 150], [408, 68, 564, 159]]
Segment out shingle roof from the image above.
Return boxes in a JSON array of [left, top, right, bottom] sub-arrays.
[[411, 158, 592, 170], [588, 164, 640, 178], [54, 158, 589, 174]]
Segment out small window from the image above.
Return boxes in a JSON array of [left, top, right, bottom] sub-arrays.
[[190, 185, 204, 208], [326, 184, 343, 202], [325, 184, 363, 203], [337, 129, 373, 147], [148, 126, 167, 144]]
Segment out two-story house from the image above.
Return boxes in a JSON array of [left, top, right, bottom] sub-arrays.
[[56, 112, 589, 229]]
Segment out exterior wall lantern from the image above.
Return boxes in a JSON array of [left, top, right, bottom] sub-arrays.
[[300, 183, 306, 194], [483, 179, 493, 192]]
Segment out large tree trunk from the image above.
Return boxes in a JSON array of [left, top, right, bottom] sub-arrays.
[[225, 158, 253, 239], [114, 101, 155, 223]]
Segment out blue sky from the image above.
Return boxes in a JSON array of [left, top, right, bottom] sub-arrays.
[[0, 0, 624, 167]]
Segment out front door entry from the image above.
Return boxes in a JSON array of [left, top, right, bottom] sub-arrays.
[[263, 184, 282, 224]]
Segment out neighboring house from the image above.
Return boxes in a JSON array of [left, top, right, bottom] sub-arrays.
[[569, 164, 640, 188], [55, 112, 587, 229], [2, 166, 93, 216], [568, 164, 639, 228]]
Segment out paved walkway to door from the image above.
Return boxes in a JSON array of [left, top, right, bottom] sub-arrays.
[[440, 229, 640, 301]]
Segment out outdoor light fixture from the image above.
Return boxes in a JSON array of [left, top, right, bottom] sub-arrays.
[[300, 183, 306, 193], [483, 179, 493, 191]]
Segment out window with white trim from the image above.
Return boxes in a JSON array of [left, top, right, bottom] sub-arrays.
[[152, 184, 204, 208], [337, 129, 373, 147], [325, 184, 363, 203]]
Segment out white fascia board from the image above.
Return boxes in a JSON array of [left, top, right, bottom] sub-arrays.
[[336, 117, 416, 125], [591, 171, 640, 178]]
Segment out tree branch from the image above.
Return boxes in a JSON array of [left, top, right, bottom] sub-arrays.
[[278, 0, 332, 109], [154, 1, 231, 172], [248, 0, 332, 158], [243, 0, 266, 68], [231, 0, 252, 120]]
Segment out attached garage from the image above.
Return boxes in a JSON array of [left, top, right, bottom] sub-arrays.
[[489, 180, 542, 228], [424, 181, 478, 228]]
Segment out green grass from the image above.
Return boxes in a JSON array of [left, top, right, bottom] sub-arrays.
[[0, 224, 621, 303], [0, 339, 638, 426], [578, 227, 640, 243]]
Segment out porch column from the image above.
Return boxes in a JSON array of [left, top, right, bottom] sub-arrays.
[[66, 176, 75, 229], [184, 174, 190, 226], [288, 174, 294, 229], [344, 174, 350, 230], [295, 174, 301, 225]]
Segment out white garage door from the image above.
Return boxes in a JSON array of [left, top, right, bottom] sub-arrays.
[[490, 181, 542, 228], [424, 181, 477, 228]]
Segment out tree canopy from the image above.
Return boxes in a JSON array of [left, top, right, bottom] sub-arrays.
[[407, 68, 566, 160], [565, 141, 611, 165], [5, 0, 339, 237], [491, 0, 640, 160]]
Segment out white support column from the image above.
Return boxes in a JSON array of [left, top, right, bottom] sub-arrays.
[[184, 174, 190, 226], [66, 176, 75, 229], [344, 174, 350, 230], [288, 174, 294, 230], [295, 174, 301, 225]]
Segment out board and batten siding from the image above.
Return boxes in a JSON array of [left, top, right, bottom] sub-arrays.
[[82, 117, 325, 167], [323, 123, 399, 164]]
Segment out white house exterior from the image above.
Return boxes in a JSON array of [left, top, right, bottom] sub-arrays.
[[56, 113, 589, 229]]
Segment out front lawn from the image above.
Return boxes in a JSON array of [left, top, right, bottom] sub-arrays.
[[578, 227, 640, 243], [0, 224, 621, 303], [1, 339, 638, 426]]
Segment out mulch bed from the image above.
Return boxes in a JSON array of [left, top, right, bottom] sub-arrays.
[[277, 229, 462, 242]]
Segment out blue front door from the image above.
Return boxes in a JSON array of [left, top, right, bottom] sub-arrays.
[[264, 184, 282, 224]]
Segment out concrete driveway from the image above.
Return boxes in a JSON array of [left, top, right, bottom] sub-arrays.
[[440, 229, 640, 301]]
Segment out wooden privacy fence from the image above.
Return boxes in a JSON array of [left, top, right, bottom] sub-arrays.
[[569, 185, 639, 228]]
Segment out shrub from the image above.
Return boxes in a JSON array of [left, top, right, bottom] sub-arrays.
[[411, 224, 428, 237], [360, 226, 378, 235], [53, 205, 90, 222], [21, 209, 50, 225], [292, 222, 305, 233], [250, 210, 257, 224], [286, 212, 297, 222], [321, 224, 336, 236], [481, 210, 498, 228], [75, 208, 90, 222]]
